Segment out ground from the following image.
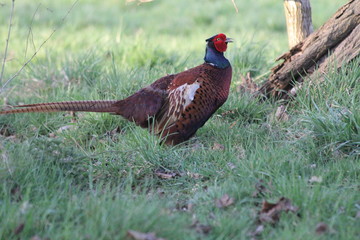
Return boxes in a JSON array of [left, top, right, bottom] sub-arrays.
[[0, 0, 359, 239]]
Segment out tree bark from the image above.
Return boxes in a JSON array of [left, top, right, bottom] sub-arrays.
[[284, 0, 313, 48], [257, 0, 360, 99]]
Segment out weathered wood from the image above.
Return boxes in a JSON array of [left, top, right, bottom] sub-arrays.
[[258, 0, 360, 99], [284, 0, 313, 48]]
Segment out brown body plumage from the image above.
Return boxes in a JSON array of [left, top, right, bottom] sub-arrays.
[[0, 33, 233, 145]]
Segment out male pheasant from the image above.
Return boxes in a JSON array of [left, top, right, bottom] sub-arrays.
[[0, 33, 233, 145]]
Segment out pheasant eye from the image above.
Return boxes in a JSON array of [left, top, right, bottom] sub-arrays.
[[216, 38, 221, 41]]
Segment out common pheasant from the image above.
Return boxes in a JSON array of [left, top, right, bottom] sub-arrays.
[[0, 33, 233, 145]]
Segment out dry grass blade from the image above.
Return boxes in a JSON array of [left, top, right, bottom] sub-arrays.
[[127, 230, 166, 240], [231, 0, 239, 13], [0, 0, 15, 85], [237, 72, 258, 94], [0, 143, 13, 177]]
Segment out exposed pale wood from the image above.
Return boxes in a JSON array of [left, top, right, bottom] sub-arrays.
[[258, 0, 360, 99], [284, 0, 313, 48]]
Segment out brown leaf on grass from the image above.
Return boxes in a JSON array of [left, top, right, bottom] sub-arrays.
[[105, 126, 125, 138], [315, 222, 329, 235], [127, 230, 166, 240], [215, 194, 235, 208], [110, 126, 123, 135], [221, 109, 235, 117], [252, 179, 272, 198], [275, 105, 289, 121], [212, 143, 225, 150], [14, 223, 25, 235], [154, 168, 183, 179], [186, 172, 203, 179], [259, 197, 298, 224], [190, 220, 212, 235]]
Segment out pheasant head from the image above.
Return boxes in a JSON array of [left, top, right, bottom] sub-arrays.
[[206, 33, 233, 52], [204, 33, 233, 68]]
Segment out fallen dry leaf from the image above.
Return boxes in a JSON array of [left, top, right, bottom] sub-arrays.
[[110, 126, 122, 135], [252, 179, 272, 198], [275, 105, 289, 121], [14, 223, 25, 235], [154, 168, 183, 179], [259, 197, 298, 224], [215, 194, 235, 208], [127, 230, 166, 240], [221, 109, 235, 117], [56, 125, 77, 133], [212, 143, 225, 150], [229, 121, 238, 128], [309, 176, 323, 183], [315, 222, 329, 235], [190, 220, 212, 235]]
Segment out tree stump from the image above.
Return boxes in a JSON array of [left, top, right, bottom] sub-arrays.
[[257, 0, 360, 99], [284, 0, 313, 48]]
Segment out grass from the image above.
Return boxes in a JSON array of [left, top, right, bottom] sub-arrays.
[[1, 0, 359, 239]]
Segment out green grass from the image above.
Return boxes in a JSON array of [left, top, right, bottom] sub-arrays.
[[1, 0, 359, 239]]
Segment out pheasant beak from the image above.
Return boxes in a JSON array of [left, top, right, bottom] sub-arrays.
[[225, 38, 234, 43]]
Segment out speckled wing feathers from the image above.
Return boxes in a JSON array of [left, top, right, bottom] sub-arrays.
[[154, 63, 232, 144]]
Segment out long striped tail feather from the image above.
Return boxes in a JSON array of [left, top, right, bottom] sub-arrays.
[[0, 100, 119, 115]]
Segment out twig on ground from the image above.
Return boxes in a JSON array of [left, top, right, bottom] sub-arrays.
[[0, 143, 13, 178], [0, 0, 15, 86]]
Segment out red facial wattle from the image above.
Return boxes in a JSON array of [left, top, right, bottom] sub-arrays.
[[213, 33, 228, 52]]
